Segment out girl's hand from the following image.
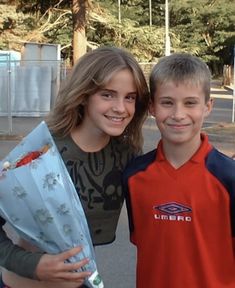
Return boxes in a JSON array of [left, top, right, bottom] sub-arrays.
[[35, 246, 91, 283]]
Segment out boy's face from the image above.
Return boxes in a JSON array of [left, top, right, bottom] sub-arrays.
[[149, 81, 213, 147]]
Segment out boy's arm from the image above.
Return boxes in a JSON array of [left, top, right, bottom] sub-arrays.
[[122, 169, 136, 245], [233, 238, 235, 255], [0, 218, 43, 279]]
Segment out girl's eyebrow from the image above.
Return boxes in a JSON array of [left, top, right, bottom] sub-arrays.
[[100, 88, 116, 93], [101, 88, 137, 95]]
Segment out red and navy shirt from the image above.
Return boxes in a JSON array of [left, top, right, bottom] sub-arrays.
[[123, 134, 235, 288]]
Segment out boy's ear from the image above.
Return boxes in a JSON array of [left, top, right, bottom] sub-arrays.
[[204, 98, 213, 117], [149, 100, 156, 117]]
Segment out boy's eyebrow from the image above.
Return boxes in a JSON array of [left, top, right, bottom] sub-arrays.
[[184, 96, 201, 99], [157, 95, 172, 99], [158, 95, 200, 99]]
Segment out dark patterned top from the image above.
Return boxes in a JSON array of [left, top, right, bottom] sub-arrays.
[[0, 135, 135, 278], [55, 135, 135, 245]]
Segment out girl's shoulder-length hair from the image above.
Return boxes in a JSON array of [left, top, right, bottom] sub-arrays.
[[46, 46, 150, 154]]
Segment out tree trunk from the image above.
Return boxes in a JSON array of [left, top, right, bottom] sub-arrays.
[[222, 65, 231, 86], [72, 27, 86, 64], [72, 0, 90, 64]]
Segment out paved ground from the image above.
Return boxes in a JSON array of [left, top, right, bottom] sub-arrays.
[[0, 116, 234, 159], [0, 81, 234, 287], [1, 78, 234, 159], [0, 116, 234, 288]]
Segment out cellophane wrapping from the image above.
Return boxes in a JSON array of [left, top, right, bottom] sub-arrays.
[[0, 121, 104, 288]]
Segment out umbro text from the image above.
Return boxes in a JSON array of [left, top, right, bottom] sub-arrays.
[[154, 214, 192, 222]]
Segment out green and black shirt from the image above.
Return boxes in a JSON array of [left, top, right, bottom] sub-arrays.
[[0, 135, 135, 278]]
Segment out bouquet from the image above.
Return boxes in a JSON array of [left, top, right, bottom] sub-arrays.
[[0, 121, 104, 288]]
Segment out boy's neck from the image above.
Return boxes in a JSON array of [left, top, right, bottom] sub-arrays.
[[161, 136, 202, 169]]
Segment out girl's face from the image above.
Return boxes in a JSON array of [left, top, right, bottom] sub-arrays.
[[83, 69, 137, 137], [149, 81, 212, 148]]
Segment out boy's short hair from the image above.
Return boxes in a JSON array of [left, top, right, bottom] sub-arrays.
[[150, 53, 211, 102]]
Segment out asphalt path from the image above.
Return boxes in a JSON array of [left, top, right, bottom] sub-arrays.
[[96, 85, 235, 287], [0, 83, 234, 287]]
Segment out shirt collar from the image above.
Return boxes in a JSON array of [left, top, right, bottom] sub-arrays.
[[156, 133, 213, 164]]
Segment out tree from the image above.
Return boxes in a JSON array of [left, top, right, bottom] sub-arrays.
[[72, 0, 90, 64], [1, 0, 234, 72], [169, 0, 235, 75], [16, 0, 91, 64]]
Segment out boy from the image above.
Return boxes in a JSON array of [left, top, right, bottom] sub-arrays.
[[123, 53, 235, 288]]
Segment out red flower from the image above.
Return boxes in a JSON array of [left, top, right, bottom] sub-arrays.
[[16, 151, 41, 167]]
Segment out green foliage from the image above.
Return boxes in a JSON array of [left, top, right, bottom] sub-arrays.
[[0, 4, 35, 50], [0, 0, 234, 75], [17, 0, 71, 14], [87, 1, 166, 60], [170, 0, 235, 74]]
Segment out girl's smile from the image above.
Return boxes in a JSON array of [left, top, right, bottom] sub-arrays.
[[71, 68, 137, 152]]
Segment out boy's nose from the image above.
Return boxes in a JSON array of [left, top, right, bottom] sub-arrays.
[[171, 106, 185, 120]]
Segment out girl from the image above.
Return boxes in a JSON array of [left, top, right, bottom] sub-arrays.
[[0, 46, 149, 288]]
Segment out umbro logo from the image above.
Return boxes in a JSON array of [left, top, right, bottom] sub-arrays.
[[153, 202, 192, 222], [154, 202, 192, 214]]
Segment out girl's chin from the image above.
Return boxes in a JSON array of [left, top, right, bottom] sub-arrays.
[[105, 128, 126, 136]]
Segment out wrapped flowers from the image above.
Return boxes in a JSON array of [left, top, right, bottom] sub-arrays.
[[0, 121, 103, 288]]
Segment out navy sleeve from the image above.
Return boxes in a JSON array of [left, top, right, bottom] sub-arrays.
[[123, 149, 157, 237], [206, 149, 235, 236]]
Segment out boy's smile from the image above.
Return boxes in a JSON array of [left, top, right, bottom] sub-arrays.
[[150, 81, 213, 149]]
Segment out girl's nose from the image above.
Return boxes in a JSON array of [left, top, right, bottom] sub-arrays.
[[112, 99, 126, 113]]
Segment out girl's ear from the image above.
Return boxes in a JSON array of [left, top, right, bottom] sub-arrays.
[[204, 98, 213, 117], [149, 100, 156, 117]]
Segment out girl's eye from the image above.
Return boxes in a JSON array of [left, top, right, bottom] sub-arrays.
[[101, 91, 113, 98], [126, 94, 137, 102]]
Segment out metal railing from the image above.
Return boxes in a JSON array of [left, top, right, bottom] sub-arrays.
[[0, 56, 66, 135]]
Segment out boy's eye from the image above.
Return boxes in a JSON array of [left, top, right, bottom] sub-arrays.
[[160, 100, 173, 106], [185, 101, 197, 106]]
